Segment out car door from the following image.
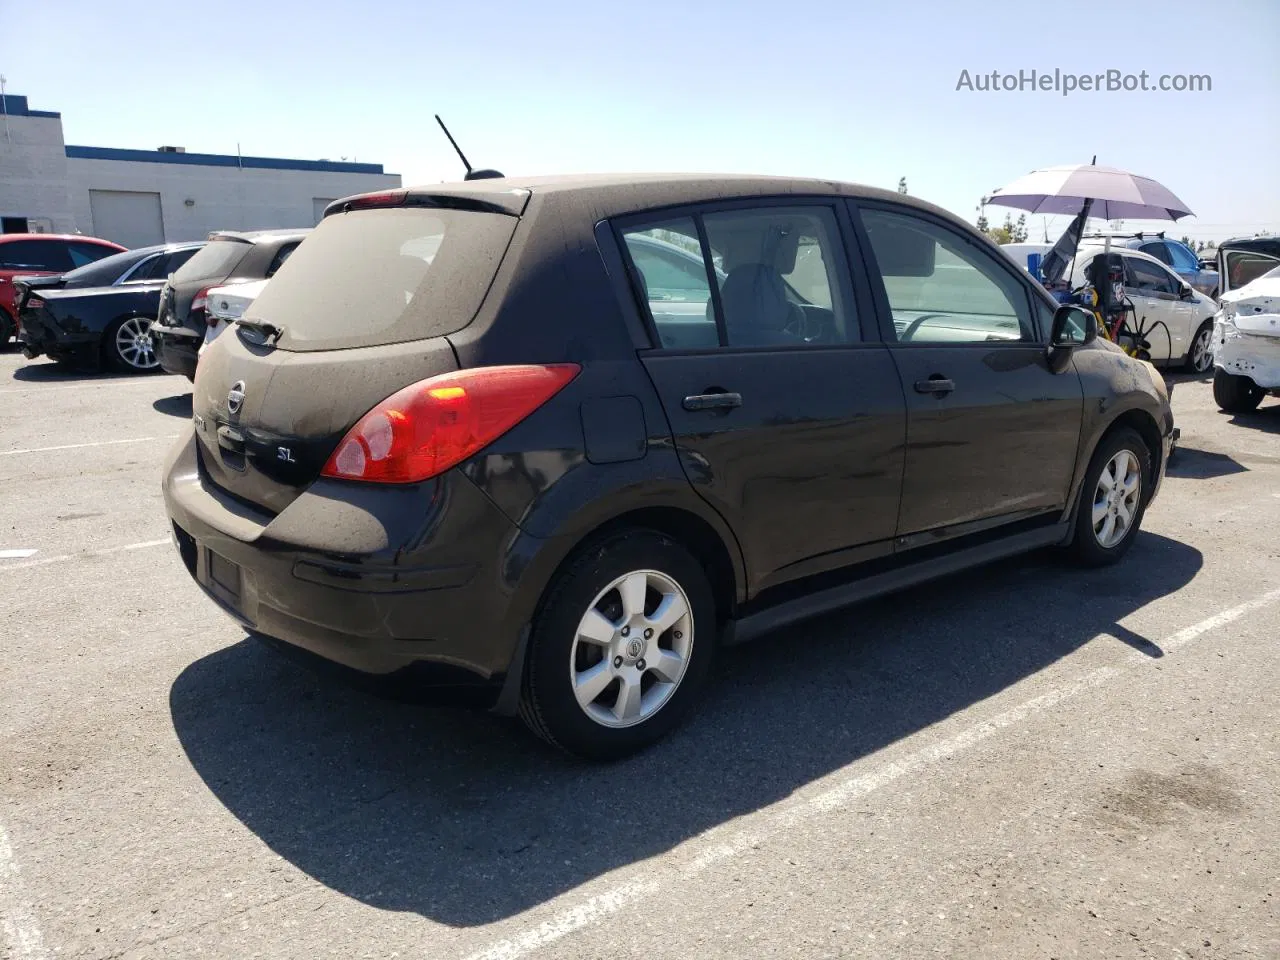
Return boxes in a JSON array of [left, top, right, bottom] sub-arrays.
[[618, 201, 907, 594], [851, 201, 1083, 543], [1123, 254, 1188, 362]]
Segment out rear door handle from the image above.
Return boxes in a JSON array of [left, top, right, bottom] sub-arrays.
[[914, 377, 955, 395], [682, 392, 743, 411]]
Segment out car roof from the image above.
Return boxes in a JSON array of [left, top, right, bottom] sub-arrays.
[[208, 228, 313, 243], [125, 241, 206, 256], [0, 233, 121, 245], [390, 172, 964, 223]]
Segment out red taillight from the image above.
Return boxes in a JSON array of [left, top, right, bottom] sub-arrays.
[[190, 285, 213, 325], [321, 364, 581, 484]]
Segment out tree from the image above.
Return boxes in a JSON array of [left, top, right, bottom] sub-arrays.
[[897, 177, 908, 195], [1179, 235, 1192, 247], [976, 212, 989, 234], [1012, 213, 1028, 243], [988, 212, 1015, 245], [1196, 240, 1206, 253]]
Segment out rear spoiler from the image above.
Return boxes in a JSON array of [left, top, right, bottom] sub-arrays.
[[323, 188, 529, 220]]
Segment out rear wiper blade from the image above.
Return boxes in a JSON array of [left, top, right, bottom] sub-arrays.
[[234, 318, 284, 344]]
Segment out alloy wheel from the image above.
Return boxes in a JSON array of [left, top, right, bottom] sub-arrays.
[[1190, 326, 1214, 373], [569, 569, 694, 728], [115, 317, 159, 371], [1092, 449, 1142, 548]]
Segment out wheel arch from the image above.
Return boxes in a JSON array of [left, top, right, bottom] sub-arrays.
[[1070, 406, 1164, 520], [491, 501, 744, 716]]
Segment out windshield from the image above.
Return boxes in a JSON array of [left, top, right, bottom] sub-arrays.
[[246, 207, 518, 352], [173, 238, 251, 285]]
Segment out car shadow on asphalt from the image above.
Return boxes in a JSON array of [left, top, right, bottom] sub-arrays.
[[10, 361, 154, 383], [1167, 447, 1249, 479], [152, 393, 193, 417], [169, 531, 1201, 927], [1228, 402, 1280, 435]]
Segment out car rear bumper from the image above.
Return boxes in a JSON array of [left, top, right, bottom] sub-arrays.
[[16, 309, 98, 362], [152, 325, 199, 379], [161, 429, 538, 701]]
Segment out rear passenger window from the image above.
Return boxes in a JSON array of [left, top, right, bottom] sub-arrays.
[[69, 242, 117, 267], [859, 208, 1032, 343], [622, 206, 859, 349], [621, 220, 719, 350]]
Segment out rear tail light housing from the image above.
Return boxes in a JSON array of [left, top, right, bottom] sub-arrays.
[[190, 285, 214, 327], [322, 364, 581, 483]]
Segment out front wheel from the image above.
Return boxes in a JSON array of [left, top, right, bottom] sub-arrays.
[[1067, 427, 1151, 567], [0, 308, 13, 349], [1213, 368, 1264, 413], [104, 316, 160, 373], [519, 530, 716, 760], [1184, 320, 1215, 374]]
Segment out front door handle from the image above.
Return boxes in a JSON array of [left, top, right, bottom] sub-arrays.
[[914, 376, 955, 395], [683, 391, 743, 411]]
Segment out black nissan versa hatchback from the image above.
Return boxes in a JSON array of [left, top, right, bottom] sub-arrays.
[[162, 174, 1174, 759]]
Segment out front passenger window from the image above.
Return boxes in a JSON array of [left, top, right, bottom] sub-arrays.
[[860, 209, 1032, 343]]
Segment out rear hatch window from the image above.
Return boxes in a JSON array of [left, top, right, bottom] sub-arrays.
[[173, 238, 251, 284], [244, 207, 517, 352]]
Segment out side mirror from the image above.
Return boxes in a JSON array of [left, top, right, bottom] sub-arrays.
[[1048, 305, 1096, 373], [1179, 281, 1195, 299], [1051, 304, 1097, 348]]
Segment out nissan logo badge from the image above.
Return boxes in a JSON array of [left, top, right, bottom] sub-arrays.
[[227, 380, 246, 415]]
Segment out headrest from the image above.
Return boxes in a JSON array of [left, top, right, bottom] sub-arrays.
[[713, 219, 802, 273]]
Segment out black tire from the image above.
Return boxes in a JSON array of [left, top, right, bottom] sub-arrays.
[[103, 315, 161, 374], [0, 308, 13, 349], [1067, 426, 1152, 567], [1183, 320, 1215, 374], [1213, 368, 1264, 413], [519, 529, 717, 760]]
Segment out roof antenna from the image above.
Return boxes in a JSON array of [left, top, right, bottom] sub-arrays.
[[435, 115, 504, 181]]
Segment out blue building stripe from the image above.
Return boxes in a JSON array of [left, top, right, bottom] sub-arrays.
[[64, 145, 386, 175]]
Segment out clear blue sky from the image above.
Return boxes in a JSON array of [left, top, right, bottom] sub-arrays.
[[7, 0, 1277, 242]]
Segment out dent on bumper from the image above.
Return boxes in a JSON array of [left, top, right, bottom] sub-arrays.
[[161, 430, 536, 683]]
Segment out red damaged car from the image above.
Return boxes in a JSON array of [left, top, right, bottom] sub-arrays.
[[0, 234, 126, 346]]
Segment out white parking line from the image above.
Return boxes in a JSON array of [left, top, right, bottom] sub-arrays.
[[0, 436, 177, 457], [0, 824, 50, 960], [0, 538, 170, 573], [462, 586, 1280, 960]]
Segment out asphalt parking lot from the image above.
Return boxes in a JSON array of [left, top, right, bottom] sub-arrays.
[[1, 351, 1277, 960]]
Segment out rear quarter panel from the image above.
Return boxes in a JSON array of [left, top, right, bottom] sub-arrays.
[[38, 285, 165, 336]]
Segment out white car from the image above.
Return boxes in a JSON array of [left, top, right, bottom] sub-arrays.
[[199, 278, 268, 356], [1002, 242, 1218, 372], [1212, 265, 1280, 412]]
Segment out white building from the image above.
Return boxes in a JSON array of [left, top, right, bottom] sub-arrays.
[[0, 94, 401, 248]]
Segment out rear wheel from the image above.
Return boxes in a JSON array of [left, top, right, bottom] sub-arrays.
[[0, 308, 13, 350], [1068, 427, 1151, 567], [1213, 368, 1264, 413], [104, 316, 160, 373], [519, 529, 716, 760], [1184, 320, 1214, 374]]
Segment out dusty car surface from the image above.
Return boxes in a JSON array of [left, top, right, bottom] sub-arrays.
[[162, 174, 1175, 759], [1212, 265, 1280, 412]]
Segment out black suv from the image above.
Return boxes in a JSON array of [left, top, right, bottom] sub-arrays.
[[151, 228, 310, 380], [162, 175, 1173, 759]]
